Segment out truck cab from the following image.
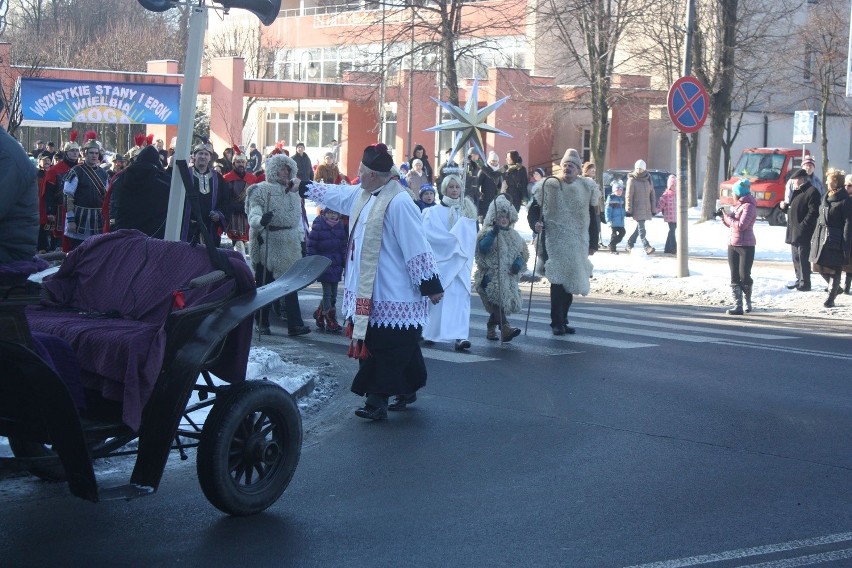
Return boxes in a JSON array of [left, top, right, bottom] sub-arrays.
[[719, 148, 805, 226]]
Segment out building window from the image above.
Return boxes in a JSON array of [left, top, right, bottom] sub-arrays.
[[265, 108, 342, 151], [582, 129, 592, 163], [383, 103, 397, 150]]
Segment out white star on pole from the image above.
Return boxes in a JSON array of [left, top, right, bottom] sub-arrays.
[[424, 79, 511, 162]]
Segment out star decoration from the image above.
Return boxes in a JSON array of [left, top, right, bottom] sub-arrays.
[[424, 79, 511, 163]]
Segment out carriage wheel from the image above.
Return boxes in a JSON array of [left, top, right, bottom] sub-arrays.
[[7, 436, 67, 482], [197, 381, 302, 516]]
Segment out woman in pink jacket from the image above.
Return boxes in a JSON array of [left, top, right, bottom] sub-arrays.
[[658, 174, 677, 254], [718, 178, 757, 315]]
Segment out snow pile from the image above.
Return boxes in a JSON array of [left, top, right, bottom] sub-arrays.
[[518, 206, 851, 320]]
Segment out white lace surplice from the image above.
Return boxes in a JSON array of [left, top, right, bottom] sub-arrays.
[[307, 182, 439, 329]]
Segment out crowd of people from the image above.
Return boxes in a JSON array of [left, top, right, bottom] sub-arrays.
[[4, 106, 852, 419]]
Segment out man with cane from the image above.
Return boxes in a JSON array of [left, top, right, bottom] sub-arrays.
[[528, 148, 600, 335], [246, 153, 311, 336]]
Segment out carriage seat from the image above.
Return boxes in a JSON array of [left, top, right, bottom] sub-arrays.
[[26, 230, 255, 431]]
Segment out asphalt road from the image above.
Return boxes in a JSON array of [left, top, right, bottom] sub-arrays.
[[1, 289, 850, 567]]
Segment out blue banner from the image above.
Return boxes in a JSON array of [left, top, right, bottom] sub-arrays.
[[21, 78, 180, 125]]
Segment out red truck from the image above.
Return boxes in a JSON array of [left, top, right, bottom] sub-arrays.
[[719, 148, 806, 226]]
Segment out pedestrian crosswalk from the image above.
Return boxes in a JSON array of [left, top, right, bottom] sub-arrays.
[[293, 292, 852, 363]]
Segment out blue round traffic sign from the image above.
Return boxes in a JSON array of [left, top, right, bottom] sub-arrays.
[[667, 76, 709, 134]]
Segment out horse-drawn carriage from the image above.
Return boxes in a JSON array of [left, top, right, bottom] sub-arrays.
[[0, 230, 328, 515]]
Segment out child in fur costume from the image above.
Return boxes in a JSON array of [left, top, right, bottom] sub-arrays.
[[306, 208, 348, 332], [473, 194, 529, 342]]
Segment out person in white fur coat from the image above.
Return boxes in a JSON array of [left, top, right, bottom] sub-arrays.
[[246, 153, 311, 336], [474, 194, 529, 342], [422, 172, 478, 350], [528, 148, 600, 336]]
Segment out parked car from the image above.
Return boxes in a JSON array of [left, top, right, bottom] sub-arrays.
[[719, 148, 804, 226], [602, 168, 672, 201]]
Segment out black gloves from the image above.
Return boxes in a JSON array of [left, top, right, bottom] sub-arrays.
[[715, 207, 725, 218], [625, 211, 632, 218], [260, 211, 274, 226]]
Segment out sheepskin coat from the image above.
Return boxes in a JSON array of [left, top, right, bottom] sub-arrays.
[[473, 196, 529, 314], [531, 176, 600, 295], [246, 154, 303, 276]]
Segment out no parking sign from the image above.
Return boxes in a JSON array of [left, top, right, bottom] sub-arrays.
[[667, 76, 709, 134]]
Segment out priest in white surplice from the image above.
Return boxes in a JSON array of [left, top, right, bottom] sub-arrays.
[[301, 143, 444, 420], [422, 172, 478, 350]]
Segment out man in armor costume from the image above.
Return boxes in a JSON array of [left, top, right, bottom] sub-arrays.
[[63, 132, 109, 250], [180, 141, 232, 247], [223, 151, 257, 254], [43, 131, 80, 251]]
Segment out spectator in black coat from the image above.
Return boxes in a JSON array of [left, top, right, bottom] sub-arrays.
[[784, 168, 821, 291], [109, 146, 170, 239]]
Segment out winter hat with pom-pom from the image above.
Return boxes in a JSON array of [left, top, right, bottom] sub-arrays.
[[732, 178, 751, 198]]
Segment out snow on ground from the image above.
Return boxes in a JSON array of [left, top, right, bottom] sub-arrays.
[[514, 205, 851, 321]]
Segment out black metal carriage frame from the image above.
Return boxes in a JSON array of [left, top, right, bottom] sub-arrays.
[[0, 253, 329, 516]]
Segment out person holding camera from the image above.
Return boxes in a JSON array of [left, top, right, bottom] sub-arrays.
[[717, 178, 757, 315], [246, 153, 310, 336]]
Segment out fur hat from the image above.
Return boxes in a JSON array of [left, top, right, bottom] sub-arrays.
[[732, 178, 751, 198], [634, 159, 647, 171], [233, 153, 248, 164], [265, 153, 298, 183], [362, 143, 393, 173], [561, 148, 582, 169], [483, 194, 518, 228]]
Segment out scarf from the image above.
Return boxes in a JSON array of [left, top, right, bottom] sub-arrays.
[[345, 180, 405, 359], [441, 194, 462, 228]]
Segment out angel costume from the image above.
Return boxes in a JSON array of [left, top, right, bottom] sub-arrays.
[[421, 191, 477, 347]]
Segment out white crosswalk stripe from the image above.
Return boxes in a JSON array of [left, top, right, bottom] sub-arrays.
[[298, 290, 849, 360]]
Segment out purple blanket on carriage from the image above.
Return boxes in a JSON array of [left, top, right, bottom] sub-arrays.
[[26, 230, 255, 431]]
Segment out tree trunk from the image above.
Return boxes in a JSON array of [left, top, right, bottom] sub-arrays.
[[700, 0, 738, 221]]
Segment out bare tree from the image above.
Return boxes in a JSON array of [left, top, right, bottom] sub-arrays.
[[330, 0, 526, 107], [532, 0, 654, 183], [785, 0, 852, 174], [206, 19, 284, 128], [693, 0, 738, 221]]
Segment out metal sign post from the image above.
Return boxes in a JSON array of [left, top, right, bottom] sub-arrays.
[[669, 0, 702, 278], [164, 5, 208, 242]]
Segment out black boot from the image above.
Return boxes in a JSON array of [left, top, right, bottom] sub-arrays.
[[824, 274, 841, 308], [726, 285, 743, 315], [844, 273, 851, 295], [742, 284, 753, 313]]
